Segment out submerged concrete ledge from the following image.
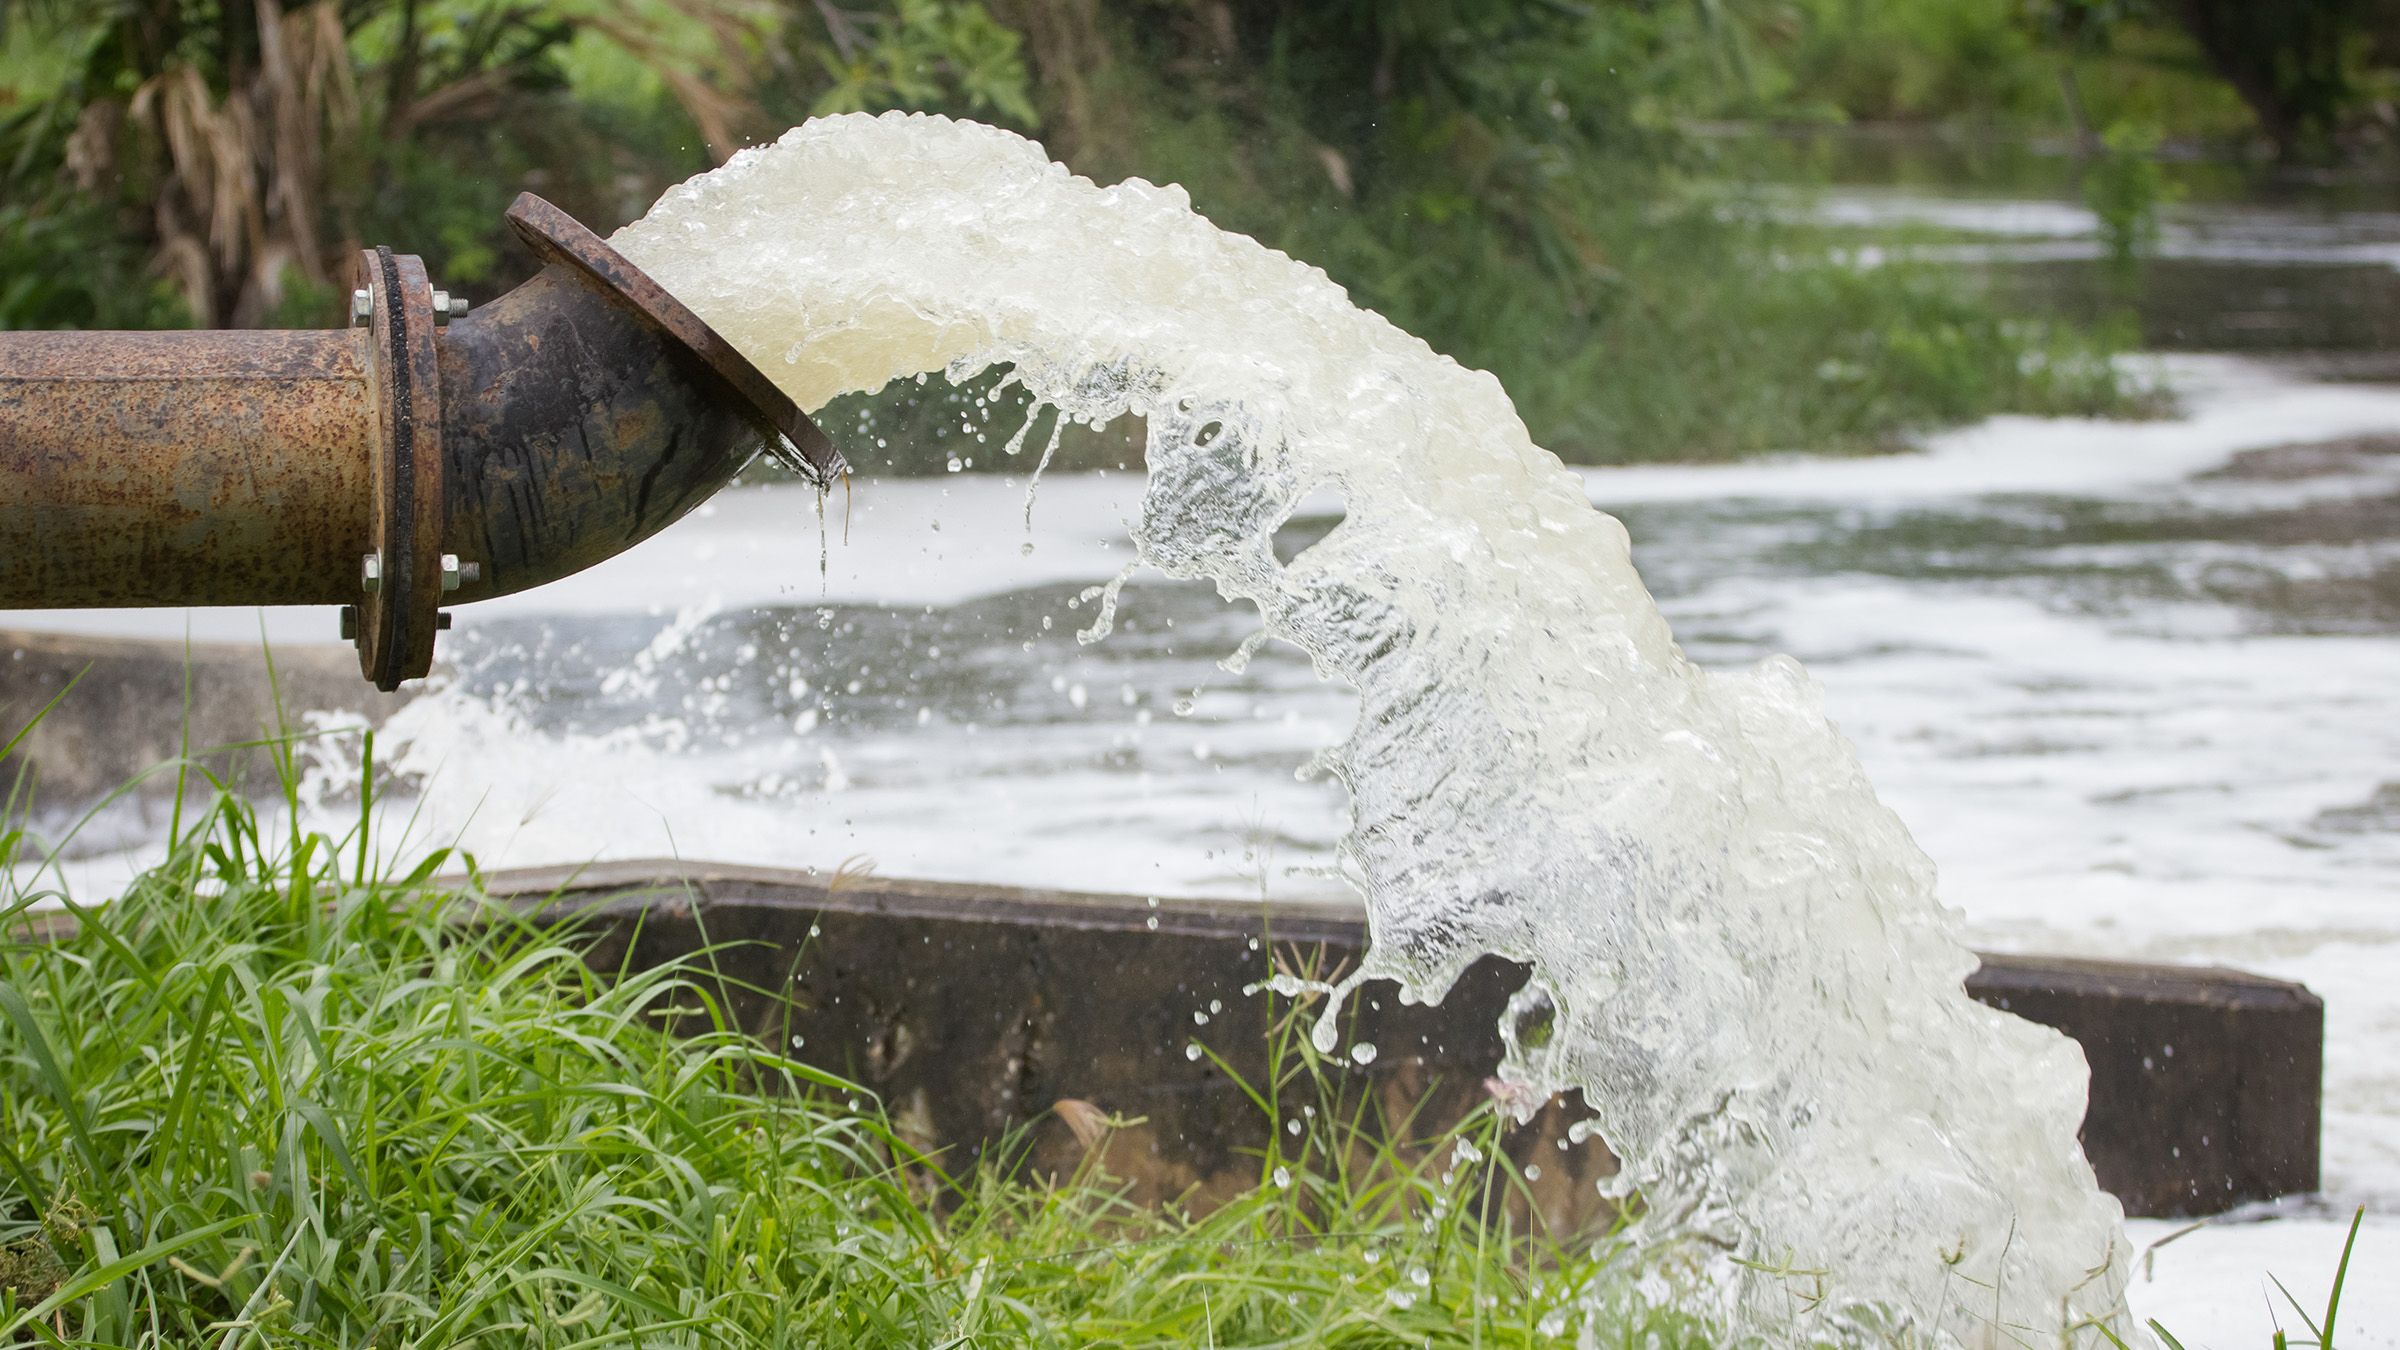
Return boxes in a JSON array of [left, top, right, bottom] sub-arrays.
[[483, 859, 2324, 1221], [0, 629, 402, 801]]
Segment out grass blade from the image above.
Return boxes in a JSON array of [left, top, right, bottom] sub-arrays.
[[2272, 1271, 2328, 1344], [2323, 1205, 2364, 1347]]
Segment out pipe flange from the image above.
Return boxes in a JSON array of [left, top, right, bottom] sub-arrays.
[[502, 194, 845, 485], [353, 247, 447, 691]]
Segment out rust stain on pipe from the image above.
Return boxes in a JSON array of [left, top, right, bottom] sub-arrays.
[[0, 330, 374, 607]]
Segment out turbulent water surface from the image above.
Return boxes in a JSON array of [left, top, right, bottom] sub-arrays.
[[597, 112, 2130, 1342]]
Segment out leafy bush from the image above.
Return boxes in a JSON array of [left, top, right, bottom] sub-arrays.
[[0, 202, 183, 331], [2082, 120, 2177, 275]]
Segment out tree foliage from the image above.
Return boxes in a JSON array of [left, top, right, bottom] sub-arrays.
[[0, 0, 1033, 327], [1773, 0, 2395, 160], [2140, 0, 2377, 160]]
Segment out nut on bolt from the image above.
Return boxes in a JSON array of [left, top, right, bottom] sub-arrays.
[[360, 553, 382, 594], [350, 287, 372, 323], [431, 291, 470, 322]]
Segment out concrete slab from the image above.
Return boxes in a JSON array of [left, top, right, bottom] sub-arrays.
[[484, 859, 2325, 1221]]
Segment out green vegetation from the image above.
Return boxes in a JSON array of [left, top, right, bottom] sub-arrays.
[[0, 732, 1669, 1346], [1748, 0, 2400, 162], [3, 0, 2158, 471], [0, 0, 1033, 329], [2082, 120, 2177, 279]]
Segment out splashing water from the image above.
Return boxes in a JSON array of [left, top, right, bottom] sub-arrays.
[[614, 112, 2130, 1343]]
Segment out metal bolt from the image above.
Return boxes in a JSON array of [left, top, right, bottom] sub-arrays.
[[440, 553, 462, 592], [338, 605, 357, 640], [350, 287, 372, 323], [360, 553, 381, 594], [445, 293, 471, 318], [431, 291, 451, 323]]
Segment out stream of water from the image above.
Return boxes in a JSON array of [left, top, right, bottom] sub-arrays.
[[591, 112, 2134, 1343]]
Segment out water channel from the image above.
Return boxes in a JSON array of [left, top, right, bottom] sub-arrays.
[[9, 135, 2397, 1339]]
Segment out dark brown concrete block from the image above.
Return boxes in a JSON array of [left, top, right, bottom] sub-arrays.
[[1970, 954, 2322, 1218], [501, 865, 1621, 1235], [483, 860, 2324, 1221]]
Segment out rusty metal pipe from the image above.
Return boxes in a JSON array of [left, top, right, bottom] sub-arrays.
[[0, 194, 842, 690], [0, 329, 374, 607]]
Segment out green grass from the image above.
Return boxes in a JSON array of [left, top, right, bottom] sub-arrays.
[[0, 735, 1660, 1347], [0, 714, 2373, 1347]]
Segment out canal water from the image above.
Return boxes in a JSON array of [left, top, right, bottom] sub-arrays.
[[9, 143, 2398, 1337]]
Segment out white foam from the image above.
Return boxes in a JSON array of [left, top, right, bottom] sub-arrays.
[[1580, 356, 2400, 505]]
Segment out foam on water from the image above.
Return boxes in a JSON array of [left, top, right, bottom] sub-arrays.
[[613, 112, 2131, 1342]]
